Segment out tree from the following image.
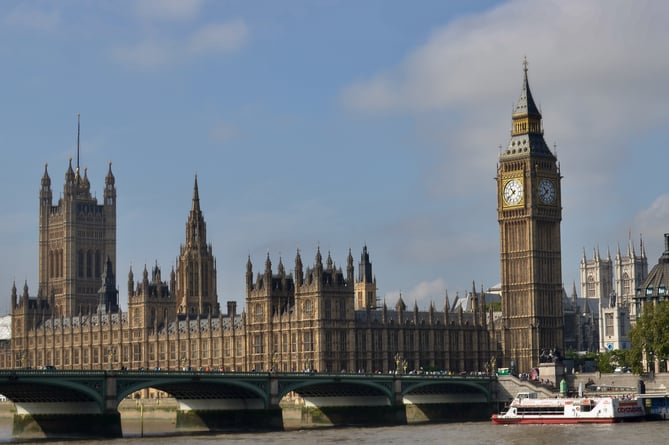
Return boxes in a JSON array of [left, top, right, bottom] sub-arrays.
[[629, 301, 669, 372], [595, 349, 631, 373]]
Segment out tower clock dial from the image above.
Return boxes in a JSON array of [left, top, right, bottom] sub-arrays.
[[503, 178, 523, 206], [538, 178, 556, 204]]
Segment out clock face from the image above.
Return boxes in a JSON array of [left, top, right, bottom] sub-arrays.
[[503, 178, 523, 206], [538, 178, 556, 204]]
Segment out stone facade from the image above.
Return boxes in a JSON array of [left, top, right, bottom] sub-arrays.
[[580, 240, 647, 351], [497, 61, 564, 373], [4, 165, 495, 373], [3, 65, 574, 375]]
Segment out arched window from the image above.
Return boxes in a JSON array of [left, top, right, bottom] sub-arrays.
[[78, 251, 84, 277], [95, 251, 101, 278], [86, 250, 93, 277], [586, 275, 596, 298], [304, 300, 314, 317]]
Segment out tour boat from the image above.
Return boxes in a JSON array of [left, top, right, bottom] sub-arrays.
[[491, 391, 645, 424]]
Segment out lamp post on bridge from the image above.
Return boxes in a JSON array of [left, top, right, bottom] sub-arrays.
[[106, 347, 115, 370], [394, 353, 406, 374], [17, 351, 26, 369], [271, 352, 278, 373]]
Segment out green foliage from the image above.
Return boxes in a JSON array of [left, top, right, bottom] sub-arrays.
[[595, 349, 633, 373], [630, 301, 669, 371], [564, 350, 597, 372], [596, 351, 614, 373], [564, 350, 597, 362], [485, 302, 501, 312]]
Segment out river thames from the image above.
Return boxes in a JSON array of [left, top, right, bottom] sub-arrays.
[[1, 418, 668, 444]]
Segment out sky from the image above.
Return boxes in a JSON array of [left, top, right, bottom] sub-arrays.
[[1, 0, 669, 315]]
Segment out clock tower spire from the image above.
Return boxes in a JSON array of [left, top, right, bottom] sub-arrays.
[[497, 60, 564, 373]]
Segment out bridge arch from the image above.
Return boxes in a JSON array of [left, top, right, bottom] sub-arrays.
[[0, 372, 107, 413], [277, 375, 395, 404], [401, 379, 490, 400], [114, 374, 270, 408]]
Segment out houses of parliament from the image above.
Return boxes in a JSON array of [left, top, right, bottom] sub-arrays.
[[1, 64, 567, 375]]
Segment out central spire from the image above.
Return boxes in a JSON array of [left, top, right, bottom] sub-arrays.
[[186, 174, 206, 248], [192, 174, 201, 213]]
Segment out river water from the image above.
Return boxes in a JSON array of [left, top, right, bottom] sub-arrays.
[[1, 417, 668, 445]]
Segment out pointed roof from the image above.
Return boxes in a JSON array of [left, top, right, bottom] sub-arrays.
[[501, 58, 554, 159], [265, 252, 272, 272], [396, 294, 406, 311], [41, 163, 51, 187], [105, 161, 115, 186], [65, 157, 75, 182], [638, 234, 669, 298], [513, 58, 541, 118], [192, 174, 201, 213], [358, 244, 373, 283]]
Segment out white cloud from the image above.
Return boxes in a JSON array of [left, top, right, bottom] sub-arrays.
[[635, 195, 669, 225], [340, 0, 669, 242], [337, 0, 669, 294], [342, 1, 669, 116], [111, 20, 248, 69], [188, 21, 248, 55], [384, 278, 447, 310], [634, 195, 669, 254], [135, 0, 203, 22], [3, 5, 60, 30]]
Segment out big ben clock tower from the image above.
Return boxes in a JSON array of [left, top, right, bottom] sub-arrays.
[[497, 60, 564, 373]]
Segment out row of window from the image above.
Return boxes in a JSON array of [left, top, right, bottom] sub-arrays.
[[15, 337, 248, 368], [253, 299, 350, 322], [644, 285, 667, 296], [76, 250, 105, 279]]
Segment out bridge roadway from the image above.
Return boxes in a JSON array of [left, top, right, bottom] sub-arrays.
[[0, 369, 492, 439]]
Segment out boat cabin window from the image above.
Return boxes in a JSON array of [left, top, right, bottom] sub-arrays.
[[579, 400, 593, 412], [517, 392, 538, 400]]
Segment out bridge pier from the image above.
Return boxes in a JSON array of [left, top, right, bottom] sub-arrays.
[[294, 405, 407, 428], [174, 399, 283, 433], [176, 408, 283, 432], [404, 402, 491, 423], [13, 407, 122, 439]]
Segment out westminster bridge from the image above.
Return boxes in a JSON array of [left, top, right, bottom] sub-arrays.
[[0, 369, 492, 439]]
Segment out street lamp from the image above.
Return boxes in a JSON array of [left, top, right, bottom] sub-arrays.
[[17, 351, 26, 369], [394, 353, 402, 374], [106, 347, 115, 370], [271, 352, 278, 372]]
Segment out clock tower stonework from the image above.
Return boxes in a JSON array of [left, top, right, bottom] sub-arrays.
[[497, 62, 564, 373]]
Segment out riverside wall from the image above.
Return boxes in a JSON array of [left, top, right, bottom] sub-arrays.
[[495, 371, 669, 406]]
